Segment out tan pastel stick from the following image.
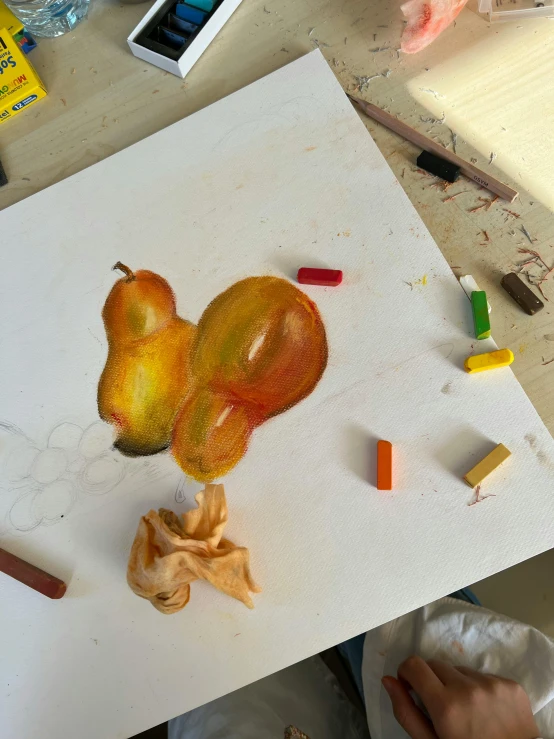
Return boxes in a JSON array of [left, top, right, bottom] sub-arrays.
[[347, 94, 518, 203]]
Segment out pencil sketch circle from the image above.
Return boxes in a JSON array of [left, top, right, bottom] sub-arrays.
[[32, 480, 75, 524], [31, 448, 68, 484], [2, 417, 169, 532], [79, 421, 115, 459], [9, 490, 42, 532], [79, 453, 125, 495], [67, 455, 86, 474], [48, 422, 83, 450], [4, 442, 40, 483]]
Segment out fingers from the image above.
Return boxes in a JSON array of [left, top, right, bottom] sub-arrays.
[[455, 665, 490, 682], [398, 656, 444, 707], [382, 676, 438, 739], [427, 659, 470, 686]]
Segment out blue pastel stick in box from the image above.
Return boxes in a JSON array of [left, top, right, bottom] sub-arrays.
[[159, 27, 188, 49], [175, 2, 207, 25], [169, 13, 198, 34], [186, 0, 214, 10]]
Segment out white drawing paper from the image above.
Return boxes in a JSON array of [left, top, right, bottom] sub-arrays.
[[1, 51, 553, 739]]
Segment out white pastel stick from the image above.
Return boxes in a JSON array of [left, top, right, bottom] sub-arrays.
[[459, 275, 492, 313]]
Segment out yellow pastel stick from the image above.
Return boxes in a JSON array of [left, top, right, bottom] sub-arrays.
[[464, 443, 511, 488], [464, 348, 514, 374]]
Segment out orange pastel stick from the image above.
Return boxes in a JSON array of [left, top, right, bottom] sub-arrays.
[[377, 440, 392, 490]]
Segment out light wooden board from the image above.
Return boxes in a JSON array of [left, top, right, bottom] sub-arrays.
[[1, 51, 553, 739]]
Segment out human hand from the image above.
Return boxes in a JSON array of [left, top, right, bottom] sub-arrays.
[[382, 655, 540, 739]]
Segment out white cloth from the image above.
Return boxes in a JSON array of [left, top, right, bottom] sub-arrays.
[[168, 654, 369, 739], [169, 596, 554, 738], [363, 597, 554, 739]]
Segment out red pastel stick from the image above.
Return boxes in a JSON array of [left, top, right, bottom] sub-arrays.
[[0, 547, 67, 599], [297, 268, 343, 287]]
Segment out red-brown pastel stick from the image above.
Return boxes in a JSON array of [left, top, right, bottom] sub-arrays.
[[0, 547, 67, 599], [377, 440, 392, 490]]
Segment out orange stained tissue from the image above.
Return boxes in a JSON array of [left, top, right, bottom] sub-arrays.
[[401, 0, 469, 54], [127, 484, 260, 614], [98, 269, 328, 482], [98, 262, 196, 456], [377, 440, 393, 490], [172, 277, 328, 481]]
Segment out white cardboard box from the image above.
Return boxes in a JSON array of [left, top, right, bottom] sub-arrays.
[[128, 0, 244, 77]]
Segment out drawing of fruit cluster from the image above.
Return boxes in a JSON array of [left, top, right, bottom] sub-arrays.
[[1, 420, 164, 532]]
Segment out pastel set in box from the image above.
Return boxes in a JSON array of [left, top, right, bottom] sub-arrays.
[[0, 2, 37, 54], [0, 27, 46, 124], [128, 0, 243, 77]]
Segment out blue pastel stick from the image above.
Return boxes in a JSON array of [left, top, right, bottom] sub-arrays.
[[159, 27, 188, 49], [186, 0, 214, 10], [175, 2, 207, 24], [169, 13, 198, 33]]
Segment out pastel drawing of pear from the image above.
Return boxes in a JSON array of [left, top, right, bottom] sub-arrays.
[[98, 262, 196, 456], [171, 276, 328, 481]]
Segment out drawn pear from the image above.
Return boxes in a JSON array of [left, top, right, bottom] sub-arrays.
[[171, 276, 327, 481], [98, 262, 196, 456]]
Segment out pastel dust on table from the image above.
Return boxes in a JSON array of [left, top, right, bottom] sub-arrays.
[[98, 264, 328, 482]]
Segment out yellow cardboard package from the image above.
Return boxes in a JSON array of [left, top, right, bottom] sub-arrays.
[[0, 27, 46, 123]]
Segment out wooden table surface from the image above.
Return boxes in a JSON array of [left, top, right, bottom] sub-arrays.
[[1, 0, 554, 435]]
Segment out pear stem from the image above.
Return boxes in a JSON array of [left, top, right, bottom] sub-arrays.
[[112, 262, 135, 282]]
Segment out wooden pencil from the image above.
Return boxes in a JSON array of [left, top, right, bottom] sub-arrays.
[[347, 94, 518, 203]]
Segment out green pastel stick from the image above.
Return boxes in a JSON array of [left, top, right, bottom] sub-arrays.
[[471, 290, 491, 340]]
